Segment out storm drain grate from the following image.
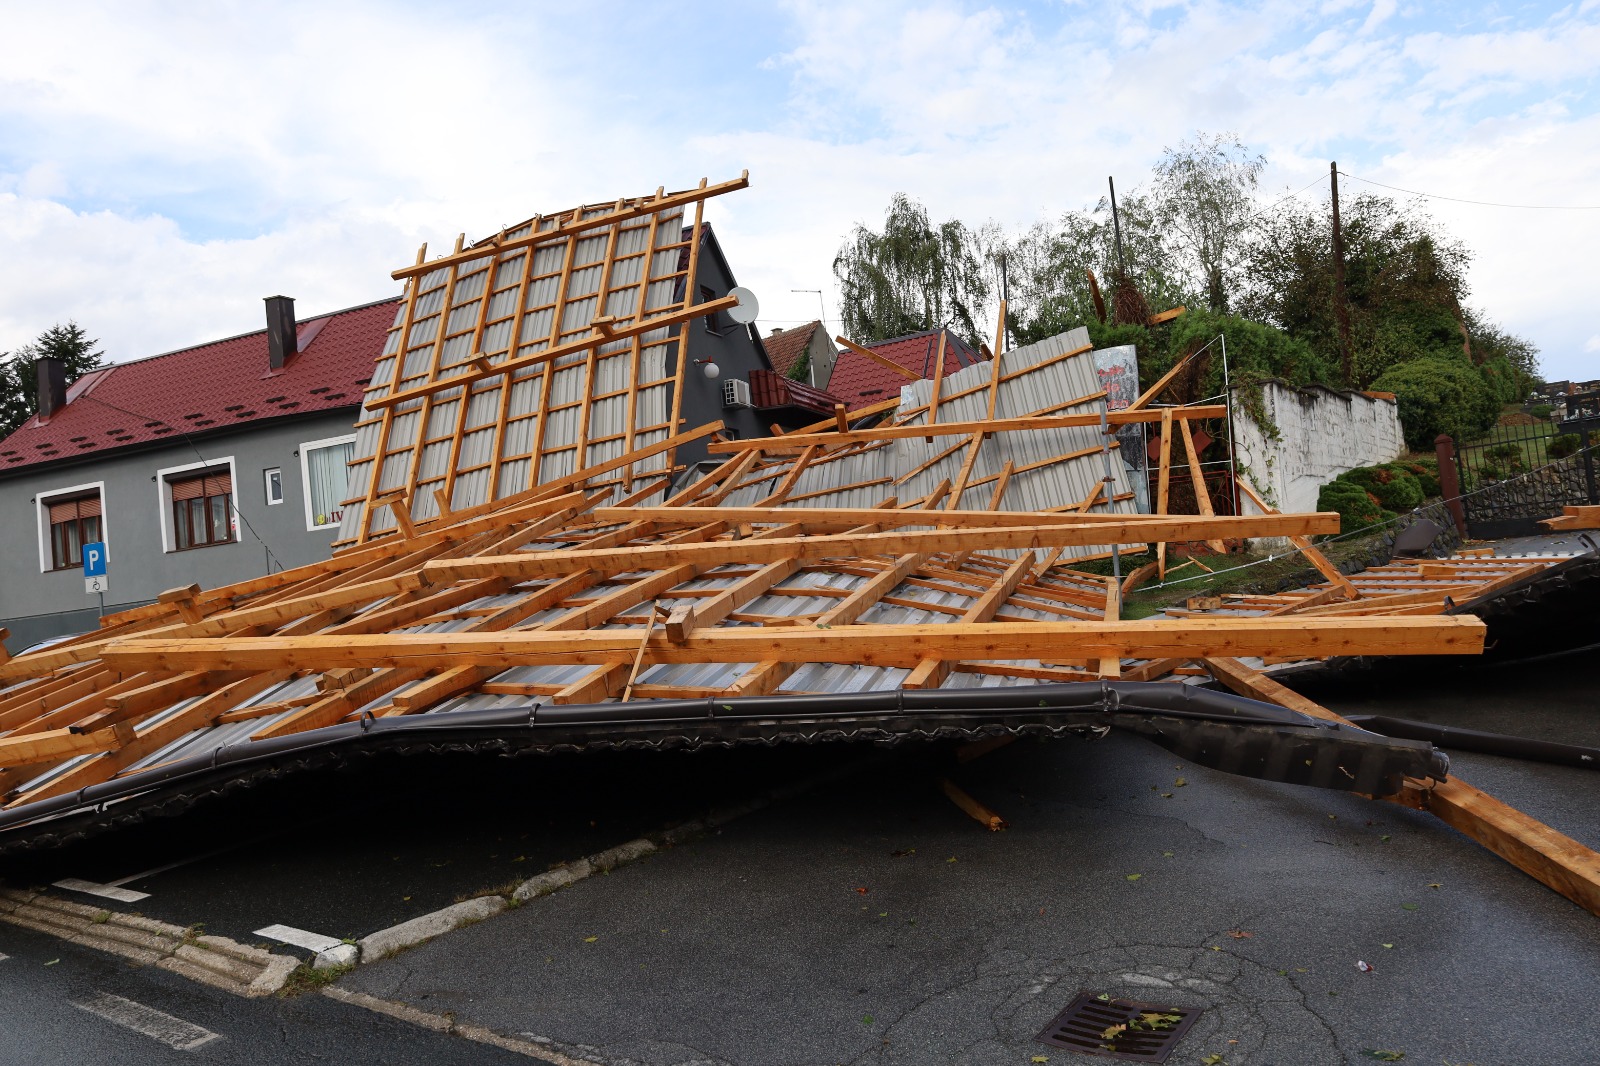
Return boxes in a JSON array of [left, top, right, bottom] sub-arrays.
[[1035, 992, 1202, 1062]]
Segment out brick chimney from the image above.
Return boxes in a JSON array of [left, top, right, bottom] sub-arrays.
[[35, 356, 67, 420], [264, 295, 297, 371]]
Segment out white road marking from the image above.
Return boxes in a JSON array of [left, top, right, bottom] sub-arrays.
[[254, 924, 344, 953], [51, 878, 150, 903], [0, 952, 9, 961], [72, 992, 220, 1051]]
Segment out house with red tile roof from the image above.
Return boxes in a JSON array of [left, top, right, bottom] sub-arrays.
[[0, 297, 395, 647], [827, 327, 983, 410], [759, 321, 838, 389]]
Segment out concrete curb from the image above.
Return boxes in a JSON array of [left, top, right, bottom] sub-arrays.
[[358, 894, 507, 963], [321, 987, 589, 1063], [0, 886, 298, 997]]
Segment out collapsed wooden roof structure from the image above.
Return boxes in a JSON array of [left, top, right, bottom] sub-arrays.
[[0, 175, 1596, 921]]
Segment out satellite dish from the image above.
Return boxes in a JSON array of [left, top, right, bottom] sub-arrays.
[[727, 286, 759, 325]]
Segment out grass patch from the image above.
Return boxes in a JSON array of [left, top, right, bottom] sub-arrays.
[[279, 962, 354, 997]]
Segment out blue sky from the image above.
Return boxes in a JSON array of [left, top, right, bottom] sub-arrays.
[[2, 0, 1598, 379]]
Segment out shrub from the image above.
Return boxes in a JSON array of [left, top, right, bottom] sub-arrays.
[[1390, 457, 1441, 497], [1337, 464, 1423, 512], [1530, 403, 1554, 421], [1548, 433, 1586, 460], [1318, 479, 1392, 535], [1371, 356, 1498, 450]]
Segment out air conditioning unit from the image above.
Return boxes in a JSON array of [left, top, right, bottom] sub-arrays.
[[722, 377, 753, 408]]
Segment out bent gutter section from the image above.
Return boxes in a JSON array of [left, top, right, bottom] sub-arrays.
[[0, 682, 1445, 852]]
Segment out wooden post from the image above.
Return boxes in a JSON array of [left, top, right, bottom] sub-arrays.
[[1435, 434, 1467, 535]]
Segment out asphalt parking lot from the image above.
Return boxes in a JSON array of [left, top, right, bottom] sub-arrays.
[[3, 652, 1598, 1065]]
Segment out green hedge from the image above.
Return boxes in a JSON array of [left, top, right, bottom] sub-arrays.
[[1371, 356, 1499, 450], [1317, 480, 1392, 535], [1337, 463, 1423, 512]]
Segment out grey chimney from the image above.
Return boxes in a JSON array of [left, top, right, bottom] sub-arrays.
[[264, 295, 297, 370], [35, 356, 67, 420]]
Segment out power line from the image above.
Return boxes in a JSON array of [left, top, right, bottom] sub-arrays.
[[1338, 171, 1600, 211]]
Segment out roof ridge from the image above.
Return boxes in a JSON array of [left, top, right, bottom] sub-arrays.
[[97, 294, 399, 370]]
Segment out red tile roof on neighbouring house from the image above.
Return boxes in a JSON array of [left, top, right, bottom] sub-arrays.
[[761, 321, 821, 379], [0, 298, 399, 473], [827, 327, 983, 410]]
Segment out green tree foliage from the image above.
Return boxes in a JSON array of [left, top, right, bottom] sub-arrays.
[[1151, 132, 1264, 313], [832, 194, 991, 348], [1371, 355, 1498, 449], [0, 321, 106, 438]]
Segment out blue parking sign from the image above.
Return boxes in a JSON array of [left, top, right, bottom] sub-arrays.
[[83, 542, 107, 577]]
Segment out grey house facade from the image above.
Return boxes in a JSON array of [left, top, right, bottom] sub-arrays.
[[0, 297, 396, 649]]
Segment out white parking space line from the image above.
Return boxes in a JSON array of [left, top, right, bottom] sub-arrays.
[[254, 924, 344, 953], [72, 992, 220, 1051], [51, 878, 151, 903]]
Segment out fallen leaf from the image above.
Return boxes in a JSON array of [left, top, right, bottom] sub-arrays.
[[1100, 1023, 1127, 1040], [1161, 792, 1174, 798], [1202, 1055, 1227, 1066], [878, 912, 887, 918], [583, 936, 598, 943], [1174, 778, 1187, 787], [1428, 883, 1442, 889], [1096, 993, 1111, 1001], [861, 1014, 874, 1025], [890, 848, 915, 858], [946, 857, 958, 864], [1226, 930, 1254, 939], [855, 887, 869, 895], [1382, 943, 1394, 949], [1380, 835, 1391, 843], [1162, 851, 1173, 857], [1125, 873, 1142, 881], [1210, 945, 1222, 951], [1401, 902, 1419, 911], [1360, 1051, 1405, 1062], [44, 959, 58, 966], [1031, 1057, 1049, 1063]]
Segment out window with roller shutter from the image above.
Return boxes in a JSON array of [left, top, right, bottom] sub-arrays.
[[44, 492, 103, 570], [168, 470, 234, 550]]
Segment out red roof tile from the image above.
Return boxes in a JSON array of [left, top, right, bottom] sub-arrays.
[[0, 298, 398, 473], [827, 328, 982, 410], [761, 321, 821, 378]]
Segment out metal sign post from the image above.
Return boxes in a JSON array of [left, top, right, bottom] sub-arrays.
[[83, 541, 108, 617]]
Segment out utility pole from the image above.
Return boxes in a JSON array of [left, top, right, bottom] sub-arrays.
[[996, 251, 1010, 351], [1108, 176, 1127, 275], [1330, 161, 1354, 387]]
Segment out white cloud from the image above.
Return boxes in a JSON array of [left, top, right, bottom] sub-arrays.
[[0, 0, 1597, 382]]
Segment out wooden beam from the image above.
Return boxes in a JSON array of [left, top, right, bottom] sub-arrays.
[[420, 514, 1340, 583], [903, 554, 1033, 690], [1235, 475, 1359, 599], [1177, 415, 1226, 553], [594, 505, 1330, 534], [706, 407, 1227, 454], [366, 295, 739, 412], [1156, 407, 1173, 578], [103, 616, 1488, 674], [835, 336, 921, 381], [1204, 656, 1600, 920], [1541, 505, 1600, 530], [390, 174, 750, 281], [926, 330, 950, 432]]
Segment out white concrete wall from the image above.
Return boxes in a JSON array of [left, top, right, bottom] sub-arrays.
[[1233, 381, 1405, 517]]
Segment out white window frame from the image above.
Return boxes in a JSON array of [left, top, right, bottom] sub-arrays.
[[156, 455, 239, 553], [300, 433, 356, 532], [35, 479, 108, 574], [264, 467, 284, 506]]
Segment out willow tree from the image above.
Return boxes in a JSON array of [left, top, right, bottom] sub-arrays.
[[1151, 132, 1264, 314], [832, 194, 991, 347]]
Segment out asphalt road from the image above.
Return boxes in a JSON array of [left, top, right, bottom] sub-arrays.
[[3, 745, 844, 952], [338, 652, 1600, 1066], [3, 652, 1597, 1064], [0, 920, 531, 1065]]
